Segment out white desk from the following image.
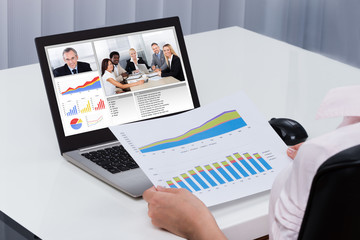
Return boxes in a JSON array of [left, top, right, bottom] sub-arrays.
[[1, 27, 359, 240]]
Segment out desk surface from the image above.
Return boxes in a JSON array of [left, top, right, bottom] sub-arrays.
[[130, 76, 180, 91], [1, 27, 359, 240]]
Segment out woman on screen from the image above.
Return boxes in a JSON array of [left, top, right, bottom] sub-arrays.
[[157, 44, 185, 81], [125, 48, 150, 74], [101, 58, 144, 96]]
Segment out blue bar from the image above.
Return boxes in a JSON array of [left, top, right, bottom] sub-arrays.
[[189, 170, 209, 189], [213, 163, 233, 182], [174, 178, 192, 192], [223, 163, 241, 180], [244, 153, 264, 173], [167, 181, 178, 188], [231, 160, 249, 177], [196, 167, 217, 187], [205, 165, 226, 184], [234, 153, 257, 175], [254, 154, 272, 170], [181, 174, 201, 191], [67, 105, 77, 116]]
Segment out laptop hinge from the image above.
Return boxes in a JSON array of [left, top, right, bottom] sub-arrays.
[[79, 140, 119, 152]]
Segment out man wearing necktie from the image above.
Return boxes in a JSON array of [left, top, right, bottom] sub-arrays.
[[150, 43, 167, 72], [53, 47, 92, 77]]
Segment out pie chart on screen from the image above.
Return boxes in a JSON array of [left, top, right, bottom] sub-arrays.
[[70, 118, 83, 130]]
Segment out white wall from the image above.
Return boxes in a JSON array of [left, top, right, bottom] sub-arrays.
[[2, 0, 360, 70]]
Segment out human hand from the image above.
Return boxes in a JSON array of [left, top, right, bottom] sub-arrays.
[[287, 143, 304, 159], [157, 71, 161, 76], [143, 186, 226, 240], [138, 80, 145, 84], [152, 65, 156, 70]]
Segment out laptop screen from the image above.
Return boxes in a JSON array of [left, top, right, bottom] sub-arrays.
[[36, 17, 200, 152]]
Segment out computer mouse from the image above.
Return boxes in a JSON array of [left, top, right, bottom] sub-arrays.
[[269, 118, 308, 146]]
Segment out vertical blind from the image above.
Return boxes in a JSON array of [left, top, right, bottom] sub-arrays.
[[1, 0, 360, 70]]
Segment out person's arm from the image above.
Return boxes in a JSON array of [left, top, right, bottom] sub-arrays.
[[107, 77, 144, 89], [160, 61, 168, 71], [125, 60, 133, 74], [143, 186, 227, 240], [118, 66, 129, 78], [151, 55, 157, 70]]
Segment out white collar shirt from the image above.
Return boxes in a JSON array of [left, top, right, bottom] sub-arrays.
[[268, 85, 360, 240]]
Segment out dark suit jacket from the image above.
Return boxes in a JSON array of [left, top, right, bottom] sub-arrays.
[[53, 61, 92, 77], [125, 57, 149, 73], [161, 55, 185, 81]]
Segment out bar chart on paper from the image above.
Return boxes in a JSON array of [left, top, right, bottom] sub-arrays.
[[110, 92, 291, 206], [165, 152, 273, 192]]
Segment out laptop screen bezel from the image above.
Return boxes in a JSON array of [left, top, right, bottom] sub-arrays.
[[35, 17, 200, 154]]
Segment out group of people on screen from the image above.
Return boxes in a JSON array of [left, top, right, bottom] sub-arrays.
[[53, 43, 185, 96]]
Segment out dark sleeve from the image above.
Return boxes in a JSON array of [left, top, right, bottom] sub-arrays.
[[138, 57, 149, 69], [151, 54, 156, 67], [161, 56, 183, 80], [125, 60, 133, 73]]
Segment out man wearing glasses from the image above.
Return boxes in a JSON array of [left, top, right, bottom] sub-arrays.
[[53, 47, 92, 77]]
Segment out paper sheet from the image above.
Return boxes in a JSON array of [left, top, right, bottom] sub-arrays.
[[110, 91, 291, 206]]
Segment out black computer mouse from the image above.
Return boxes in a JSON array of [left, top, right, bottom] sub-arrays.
[[269, 118, 308, 146]]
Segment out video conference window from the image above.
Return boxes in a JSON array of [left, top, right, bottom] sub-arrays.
[[45, 27, 194, 137]]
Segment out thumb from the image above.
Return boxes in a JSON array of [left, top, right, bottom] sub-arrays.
[[143, 186, 157, 202]]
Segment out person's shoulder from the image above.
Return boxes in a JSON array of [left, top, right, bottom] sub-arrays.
[[54, 64, 67, 71], [77, 61, 90, 67], [173, 55, 180, 61], [297, 123, 360, 167], [102, 71, 113, 79], [53, 64, 68, 76]]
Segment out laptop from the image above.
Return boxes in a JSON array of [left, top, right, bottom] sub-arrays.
[[137, 63, 150, 74], [35, 17, 200, 197]]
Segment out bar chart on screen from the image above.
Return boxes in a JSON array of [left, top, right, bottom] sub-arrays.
[[110, 92, 291, 206]]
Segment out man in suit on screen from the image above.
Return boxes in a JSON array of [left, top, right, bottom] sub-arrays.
[[150, 43, 167, 72], [53, 47, 92, 77]]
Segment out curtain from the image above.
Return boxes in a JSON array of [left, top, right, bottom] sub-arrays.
[[1, 0, 360, 70]]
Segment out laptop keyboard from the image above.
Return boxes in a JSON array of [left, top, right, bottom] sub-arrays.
[[81, 145, 139, 174]]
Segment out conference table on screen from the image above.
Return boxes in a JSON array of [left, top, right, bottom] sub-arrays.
[[1, 26, 360, 240], [129, 76, 180, 91]]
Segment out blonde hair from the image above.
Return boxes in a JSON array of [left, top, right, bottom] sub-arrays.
[[163, 44, 177, 66]]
